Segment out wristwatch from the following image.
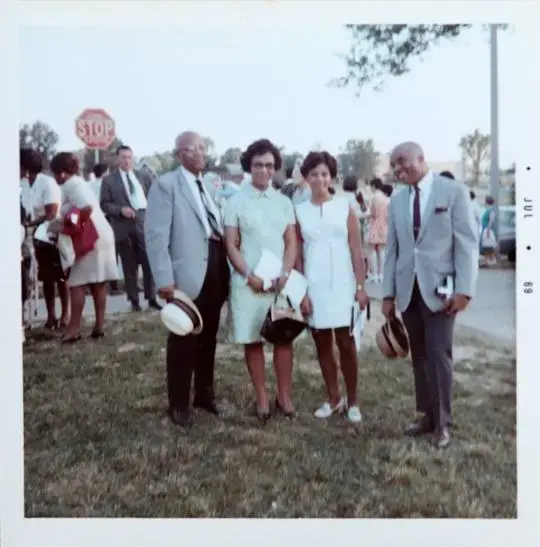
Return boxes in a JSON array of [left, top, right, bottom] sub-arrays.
[[356, 282, 364, 291]]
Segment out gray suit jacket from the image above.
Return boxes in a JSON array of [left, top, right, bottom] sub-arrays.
[[382, 174, 479, 313], [144, 167, 220, 300], [100, 169, 152, 242]]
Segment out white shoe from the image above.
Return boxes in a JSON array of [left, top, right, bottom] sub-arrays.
[[314, 397, 346, 419], [346, 405, 363, 423]]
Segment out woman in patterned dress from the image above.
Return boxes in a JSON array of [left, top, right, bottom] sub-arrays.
[[224, 139, 297, 422], [366, 178, 389, 282]]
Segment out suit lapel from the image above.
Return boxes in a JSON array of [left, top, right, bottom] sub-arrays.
[[176, 169, 206, 228], [115, 171, 131, 204], [417, 175, 440, 242]]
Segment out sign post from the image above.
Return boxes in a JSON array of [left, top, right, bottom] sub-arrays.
[[75, 108, 116, 167]]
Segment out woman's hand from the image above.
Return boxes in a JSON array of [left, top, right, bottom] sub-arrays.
[[271, 274, 288, 294], [355, 288, 369, 310], [300, 295, 313, 317], [247, 274, 265, 294]]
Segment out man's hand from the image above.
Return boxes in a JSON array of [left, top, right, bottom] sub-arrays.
[[121, 206, 136, 219], [158, 286, 175, 302], [247, 274, 264, 294], [381, 298, 396, 319], [444, 294, 470, 315], [355, 288, 369, 310]]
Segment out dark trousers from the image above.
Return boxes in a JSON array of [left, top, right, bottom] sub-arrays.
[[166, 241, 230, 410], [401, 280, 455, 430], [117, 224, 155, 304]]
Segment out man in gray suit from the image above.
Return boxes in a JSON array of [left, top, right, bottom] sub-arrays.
[[100, 145, 160, 311], [382, 142, 478, 448], [144, 131, 230, 428]]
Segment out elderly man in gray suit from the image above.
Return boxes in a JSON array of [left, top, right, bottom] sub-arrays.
[[144, 131, 230, 428], [382, 142, 478, 448], [100, 145, 160, 311]]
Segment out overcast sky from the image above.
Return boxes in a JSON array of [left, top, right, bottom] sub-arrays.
[[18, 24, 515, 164]]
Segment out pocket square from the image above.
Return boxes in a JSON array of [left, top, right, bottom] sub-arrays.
[[434, 206, 449, 213]]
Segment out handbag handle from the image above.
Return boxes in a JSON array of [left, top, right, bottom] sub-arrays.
[[273, 293, 295, 309]]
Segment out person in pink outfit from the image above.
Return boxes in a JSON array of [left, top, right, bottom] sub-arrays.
[[366, 178, 389, 282]]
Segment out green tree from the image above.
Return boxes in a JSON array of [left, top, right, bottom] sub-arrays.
[[459, 129, 490, 186], [19, 120, 59, 167], [203, 137, 218, 170], [219, 147, 243, 166], [337, 139, 380, 181], [330, 25, 471, 94]]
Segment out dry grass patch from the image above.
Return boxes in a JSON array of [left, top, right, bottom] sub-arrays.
[[23, 313, 516, 518]]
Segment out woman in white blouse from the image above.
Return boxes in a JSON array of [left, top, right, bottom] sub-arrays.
[[20, 148, 70, 330]]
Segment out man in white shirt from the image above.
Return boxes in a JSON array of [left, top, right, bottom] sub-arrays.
[[20, 148, 70, 330], [100, 145, 159, 311]]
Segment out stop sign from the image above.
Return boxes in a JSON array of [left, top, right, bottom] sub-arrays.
[[75, 108, 116, 150]]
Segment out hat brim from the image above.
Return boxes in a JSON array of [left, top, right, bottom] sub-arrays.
[[160, 289, 203, 335]]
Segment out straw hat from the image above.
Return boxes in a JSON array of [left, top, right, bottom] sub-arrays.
[[160, 290, 203, 336], [375, 316, 409, 358]]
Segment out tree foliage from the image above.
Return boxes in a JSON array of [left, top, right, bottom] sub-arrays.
[[330, 25, 470, 94], [459, 129, 490, 186], [83, 136, 124, 174], [337, 139, 380, 181], [219, 147, 243, 166], [203, 137, 218, 170], [19, 120, 59, 167]]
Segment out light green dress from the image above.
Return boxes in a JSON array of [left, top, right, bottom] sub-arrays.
[[224, 183, 296, 344]]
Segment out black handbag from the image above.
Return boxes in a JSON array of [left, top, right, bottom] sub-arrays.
[[260, 295, 307, 345]]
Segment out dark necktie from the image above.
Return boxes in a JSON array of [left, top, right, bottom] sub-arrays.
[[412, 185, 421, 240], [125, 173, 136, 195], [195, 179, 221, 239]]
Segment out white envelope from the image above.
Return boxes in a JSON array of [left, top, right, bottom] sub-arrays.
[[34, 221, 53, 244], [350, 302, 367, 352]]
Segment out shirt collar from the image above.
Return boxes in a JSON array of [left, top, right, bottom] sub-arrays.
[[246, 182, 274, 198], [180, 165, 202, 184], [411, 170, 433, 193]]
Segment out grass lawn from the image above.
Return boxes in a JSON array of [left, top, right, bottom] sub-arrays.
[[23, 311, 516, 518]]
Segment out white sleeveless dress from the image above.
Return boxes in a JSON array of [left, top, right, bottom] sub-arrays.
[[295, 196, 356, 329]]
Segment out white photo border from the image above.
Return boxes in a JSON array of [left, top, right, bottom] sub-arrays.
[[2, 1, 538, 545]]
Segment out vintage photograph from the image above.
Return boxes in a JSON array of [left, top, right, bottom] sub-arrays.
[[19, 22, 516, 518]]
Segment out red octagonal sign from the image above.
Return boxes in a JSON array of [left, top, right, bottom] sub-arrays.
[[75, 108, 116, 150]]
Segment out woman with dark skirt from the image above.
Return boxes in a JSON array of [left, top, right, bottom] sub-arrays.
[[20, 148, 70, 330]]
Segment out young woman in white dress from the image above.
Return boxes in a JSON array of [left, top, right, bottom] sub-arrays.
[[295, 151, 369, 423]]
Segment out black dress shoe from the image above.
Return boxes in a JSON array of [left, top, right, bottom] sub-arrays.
[[90, 330, 105, 339], [404, 416, 435, 437], [168, 408, 193, 428], [193, 399, 220, 416], [432, 427, 451, 449], [148, 299, 162, 311], [131, 302, 142, 312]]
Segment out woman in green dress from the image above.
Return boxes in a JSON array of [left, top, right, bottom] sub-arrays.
[[224, 139, 297, 422]]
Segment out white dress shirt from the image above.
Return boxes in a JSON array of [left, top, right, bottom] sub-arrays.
[[119, 169, 148, 210], [409, 169, 434, 224], [181, 165, 223, 237]]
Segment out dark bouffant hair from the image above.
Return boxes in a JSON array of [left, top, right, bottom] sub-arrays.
[[50, 152, 80, 176], [92, 163, 108, 178], [369, 177, 383, 190], [240, 139, 282, 173], [382, 183, 393, 197], [300, 151, 338, 179], [343, 175, 358, 193], [440, 170, 455, 180], [116, 145, 132, 155], [20, 148, 43, 174]]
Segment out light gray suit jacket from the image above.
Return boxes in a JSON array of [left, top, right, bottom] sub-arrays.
[[382, 174, 479, 313], [144, 168, 220, 300]]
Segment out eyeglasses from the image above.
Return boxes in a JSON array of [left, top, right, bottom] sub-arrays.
[[182, 144, 206, 154], [252, 162, 275, 170]]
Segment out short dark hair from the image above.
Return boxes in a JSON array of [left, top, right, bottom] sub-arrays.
[[92, 163, 108, 178], [469, 190, 476, 200], [20, 148, 43, 175], [285, 166, 294, 179], [382, 183, 393, 197], [300, 151, 338, 179], [50, 152, 80, 176], [240, 139, 282, 173], [116, 145, 132, 155], [343, 175, 358, 193], [440, 170, 455, 180], [369, 177, 383, 190]]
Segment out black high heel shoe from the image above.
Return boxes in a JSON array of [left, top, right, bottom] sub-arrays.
[[274, 397, 294, 418], [90, 330, 105, 339]]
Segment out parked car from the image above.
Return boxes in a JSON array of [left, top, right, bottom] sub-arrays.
[[498, 205, 516, 263]]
